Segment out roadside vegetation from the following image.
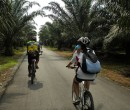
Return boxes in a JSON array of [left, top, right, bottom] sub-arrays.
[[0, 47, 26, 83], [0, 0, 44, 56], [0, 0, 44, 84]]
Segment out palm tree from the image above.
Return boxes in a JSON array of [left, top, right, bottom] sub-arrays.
[[88, 1, 113, 50], [43, 0, 94, 37], [98, 0, 130, 56], [0, 0, 44, 56], [39, 21, 62, 49], [13, 22, 37, 48]]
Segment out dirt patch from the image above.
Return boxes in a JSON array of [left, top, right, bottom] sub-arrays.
[[0, 69, 13, 83], [100, 69, 130, 89], [55, 51, 72, 59]]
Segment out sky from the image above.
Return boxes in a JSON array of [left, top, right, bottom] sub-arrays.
[[28, 0, 64, 40]]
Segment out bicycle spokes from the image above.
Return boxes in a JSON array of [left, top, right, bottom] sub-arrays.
[[84, 91, 94, 110]]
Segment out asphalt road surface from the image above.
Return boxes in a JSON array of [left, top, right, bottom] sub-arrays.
[[0, 47, 130, 110]]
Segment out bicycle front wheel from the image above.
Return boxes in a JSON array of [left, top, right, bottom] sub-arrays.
[[83, 91, 94, 110]]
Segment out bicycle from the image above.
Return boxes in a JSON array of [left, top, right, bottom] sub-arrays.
[[69, 66, 94, 110], [28, 52, 37, 84]]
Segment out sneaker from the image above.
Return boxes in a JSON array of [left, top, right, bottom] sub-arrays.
[[36, 65, 39, 69], [28, 73, 31, 77], [73, 97, 80, 105]]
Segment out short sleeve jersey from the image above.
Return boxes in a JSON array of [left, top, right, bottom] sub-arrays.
[[70, 49, 97, 80], [27, 41, 39, 52], [71, 51, 83, 65]]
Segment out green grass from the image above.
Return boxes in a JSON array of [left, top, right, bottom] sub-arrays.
[[44, 46, 58, 51], [0, 47, 26, 72], [0, 57, 17, 71]]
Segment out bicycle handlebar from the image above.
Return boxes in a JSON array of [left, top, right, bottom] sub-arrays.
[[66, 66, 78, 69]]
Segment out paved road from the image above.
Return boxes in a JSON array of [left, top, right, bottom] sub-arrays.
[[0, 47, 130, 110]]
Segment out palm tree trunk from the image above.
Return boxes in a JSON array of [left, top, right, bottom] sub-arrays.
[[57, 39, 62, 50], [125, 42, 130, 61], [4, 38, 14, 56]]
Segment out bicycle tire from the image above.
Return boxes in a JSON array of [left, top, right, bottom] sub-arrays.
[[31, 62, 36, 84], [83, 91, 94, 110], [31, 74, 34, 84]]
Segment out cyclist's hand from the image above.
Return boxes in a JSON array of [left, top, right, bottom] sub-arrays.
[[66, 65, 70, 68]]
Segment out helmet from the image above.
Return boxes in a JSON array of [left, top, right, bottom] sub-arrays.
[[31, 37, 36, 41], [77, 37, 90, 44]]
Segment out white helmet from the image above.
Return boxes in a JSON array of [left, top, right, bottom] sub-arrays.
[[77, 37, 90, 44]]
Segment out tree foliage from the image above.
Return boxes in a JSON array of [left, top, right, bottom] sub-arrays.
[[43, 0, 94, 37], [0, 0, 44, 56]]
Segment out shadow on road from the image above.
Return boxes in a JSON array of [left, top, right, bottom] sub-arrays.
[[28, 79, 43, 90], [0, 93, 26, 104]]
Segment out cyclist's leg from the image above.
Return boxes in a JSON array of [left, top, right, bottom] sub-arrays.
[[73, 77, 79, 98], [84, 81, 90, 90], [28, 55, 32, 76], [35, 52, 39, 69], [73, 76, 82, 99]]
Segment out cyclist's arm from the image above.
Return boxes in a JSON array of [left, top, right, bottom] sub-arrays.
[[66, 53, 77, 67]]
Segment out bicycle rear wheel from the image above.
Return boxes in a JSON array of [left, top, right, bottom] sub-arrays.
[[83, 91, 94, 110], [31, 72, 34, 84], [31, 62, 36, 84]]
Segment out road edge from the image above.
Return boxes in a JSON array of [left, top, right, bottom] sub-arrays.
[[0, 53, 26, 100]]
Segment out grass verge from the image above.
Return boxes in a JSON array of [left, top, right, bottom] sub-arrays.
[[0, 47, 26, 83]]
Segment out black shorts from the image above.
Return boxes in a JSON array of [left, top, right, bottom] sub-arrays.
[[75, 75, 82, 83], [28, 51, 39, 64]]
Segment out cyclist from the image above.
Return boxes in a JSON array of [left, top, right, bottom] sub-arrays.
[[38, 41, 43, 55], [39, 41, 43, 50], [27, 37, 40, 77], [66, 37, 96, 103]]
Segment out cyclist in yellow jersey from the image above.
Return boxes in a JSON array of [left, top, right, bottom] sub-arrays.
[[27, 37, 40, 77]]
